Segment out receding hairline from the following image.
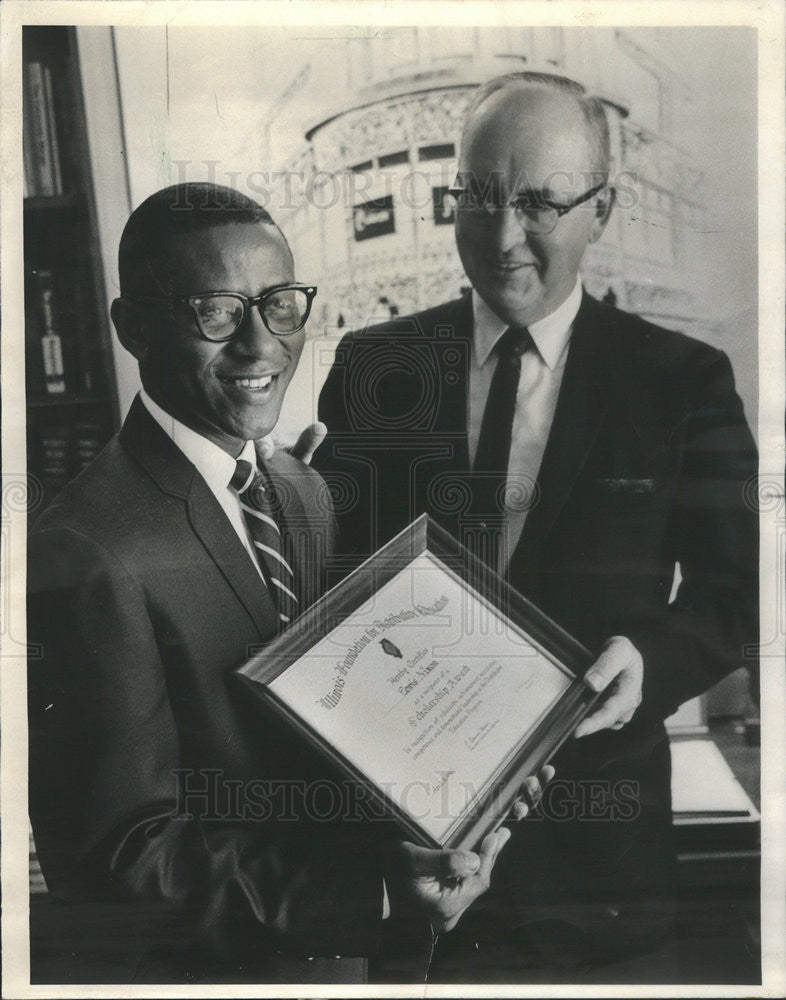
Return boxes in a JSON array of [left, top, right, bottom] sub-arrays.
[[461, 72, 611, 177]]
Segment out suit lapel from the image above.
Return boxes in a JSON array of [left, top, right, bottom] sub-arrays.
[[406, 295, 473, 536], [120, 397, 277, 636], [438, 294, 473, 466], [186, 475, 279, 633], [514, 293, 610, 566]]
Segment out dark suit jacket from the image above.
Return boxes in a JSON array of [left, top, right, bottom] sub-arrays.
[[315, 291, 758, 962], [28, 397, 385, 984]]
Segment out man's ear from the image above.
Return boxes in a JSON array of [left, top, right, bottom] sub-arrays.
[[588, 186, 615, 244], [111, 297, 151, 361]]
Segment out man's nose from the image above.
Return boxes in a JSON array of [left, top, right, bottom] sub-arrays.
[[231, 305, 283, 358], [489, 205, 528, 253]]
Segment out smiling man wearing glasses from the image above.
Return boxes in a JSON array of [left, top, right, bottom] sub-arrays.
[[27, 183, 536, 985], [449, 82, 611, 334], [316, 74, 758, 979]]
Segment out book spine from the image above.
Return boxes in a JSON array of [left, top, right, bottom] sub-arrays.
[[75, 419, 106, 469], [37, 270, 66, 393], [37, 423, 74, 494], [26, 62, 56, 197], [22, 63, 38, 196], [42, 65, 63, 196], [23, 123, 36, 197]]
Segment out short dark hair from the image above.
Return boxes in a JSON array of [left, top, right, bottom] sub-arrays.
[[463, 71, 611, 178], [118, 182, 290, 295]]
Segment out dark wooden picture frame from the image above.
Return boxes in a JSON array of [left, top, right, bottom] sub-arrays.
[[236, 514, 599, 850]]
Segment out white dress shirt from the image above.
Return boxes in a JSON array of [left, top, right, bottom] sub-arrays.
[[469, 277, 582, 569], [139, 390, 263, 575]]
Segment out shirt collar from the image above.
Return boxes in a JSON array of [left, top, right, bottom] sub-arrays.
[[472, 276, 582, 371], [139, 389, 257, 492]]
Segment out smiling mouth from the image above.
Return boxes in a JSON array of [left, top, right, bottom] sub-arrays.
[[219, 373, 279, 392], [491, 260, 533, 271]]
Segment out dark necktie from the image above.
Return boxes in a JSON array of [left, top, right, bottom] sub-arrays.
[[470, 326, 532, 563], [230, 459, 298, 628]]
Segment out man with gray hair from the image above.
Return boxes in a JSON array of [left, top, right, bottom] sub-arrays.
[[316, 72, 758, 978]]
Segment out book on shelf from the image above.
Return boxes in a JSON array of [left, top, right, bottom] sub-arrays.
[[23, 93, 37, 197], [42, 65, 64, 195], [74, 419, 107, 469], [27, 267, 97, 397], [24, 60, 64, 198], [24, 28, 118, 510], [32, 269, 68, 394], [36, 422, 74, 495]]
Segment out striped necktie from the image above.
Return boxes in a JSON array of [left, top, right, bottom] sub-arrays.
[[230, 459, 299, 628]]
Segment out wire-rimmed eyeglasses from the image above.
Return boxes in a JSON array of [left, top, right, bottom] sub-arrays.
[[448, 180, 606, 236]]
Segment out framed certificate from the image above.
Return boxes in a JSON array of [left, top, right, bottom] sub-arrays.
[[236, 515, 599, 851]]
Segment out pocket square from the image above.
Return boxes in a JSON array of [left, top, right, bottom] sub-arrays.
[[594, 477, 659, 494]]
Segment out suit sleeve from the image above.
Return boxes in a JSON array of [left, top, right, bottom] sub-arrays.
[[28, 524, 384, 968], [621, 349, 759, 720]]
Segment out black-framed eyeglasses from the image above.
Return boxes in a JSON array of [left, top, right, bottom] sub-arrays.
[[448, 180, 606, 236], [125, 283, 318, 341]]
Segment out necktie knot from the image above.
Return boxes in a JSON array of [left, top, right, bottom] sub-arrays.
[[231, 459, 271, 511], [230, 458, 255, 493], [496, 326, 531, 361]]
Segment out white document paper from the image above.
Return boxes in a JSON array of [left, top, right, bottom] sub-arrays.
[[269, 551, 572, 842]]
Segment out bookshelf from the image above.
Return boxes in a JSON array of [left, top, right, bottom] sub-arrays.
[[24, 26, 120, 510]]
